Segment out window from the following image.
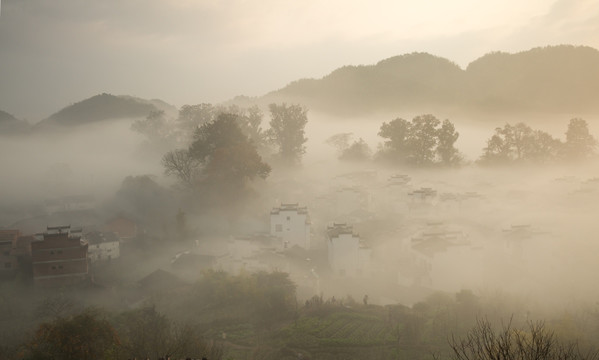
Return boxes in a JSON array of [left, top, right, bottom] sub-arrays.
[[275, 224, 282, 232], [4, 263, 11, 269], [51, 266, 56, 270], [286, 216, 290, 221]]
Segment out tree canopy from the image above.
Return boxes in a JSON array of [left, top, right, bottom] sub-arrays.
[[377, 114, 461, 166], [266, 103, 309, 164]]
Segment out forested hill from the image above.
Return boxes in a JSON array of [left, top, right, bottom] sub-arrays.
[[33, 93, 174, 129], [0, 109, 29, 134], [263, 45, 599, 116]]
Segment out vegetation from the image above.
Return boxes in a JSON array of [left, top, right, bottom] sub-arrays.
[[479, 119, 596, 165], [40, 93, 161, 127], [266, 103, 309, 165], [377, 114, 461, 166], [268, 45, 599, 115], [446, 318, 599, 360]]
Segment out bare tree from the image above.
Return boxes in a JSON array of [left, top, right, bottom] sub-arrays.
[[162, 149, 200, 187], [446, 318, 598, 360]]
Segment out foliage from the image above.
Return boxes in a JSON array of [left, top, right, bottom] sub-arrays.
[[266, 103, 309, 164], [189, 113, 270, 184], [446, 318, 598, 360], [189, 270, 297, 327], [131, 110, 175, 147], [326, 133, 353, 153], [163, 113, 270, 201], [326, 133, 372, 162], [339, 138, 372, 162], [563, 118, 597, 161], [162, 149, 200, 187], [479, 122, 562, 165], [24, 308, 120, 360], [437, 119, 462, 165], [114, 305, 222, 360], [377, 114, 461, 166]]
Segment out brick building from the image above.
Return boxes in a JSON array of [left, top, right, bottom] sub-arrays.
[[31, 225, 89, 286]]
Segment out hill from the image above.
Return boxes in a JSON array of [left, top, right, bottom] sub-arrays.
[[0, 109, 30, 135], [263, 45, 599, 116], [33, 93, 175, 129]]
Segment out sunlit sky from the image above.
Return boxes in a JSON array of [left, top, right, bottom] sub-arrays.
[[1, 0, 598, 121]]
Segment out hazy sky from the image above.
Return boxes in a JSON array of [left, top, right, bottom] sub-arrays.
[[1, 0, 598, 122]]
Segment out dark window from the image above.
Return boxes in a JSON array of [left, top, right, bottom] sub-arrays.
[[4, 263, 11, 269]]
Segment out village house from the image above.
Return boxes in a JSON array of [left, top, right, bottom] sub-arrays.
[[86, 230, 120, 263], [270, 203, 311, 249], [326, 223, 371, 278], [31, 225, 89, 287], [0, 230, 20, 279]]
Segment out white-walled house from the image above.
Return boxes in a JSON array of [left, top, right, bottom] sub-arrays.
[[86, 231, 120, 263], [270, 203, 311, 249], [327, 223, 371, 278]]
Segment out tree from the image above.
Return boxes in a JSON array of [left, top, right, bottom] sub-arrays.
[[407, 114, 441, 165], [266, 103, 309, 164], [447, 318, 598, 360], [325, 133, 371, 161], [238, 105, 268, 151], [185, 113, 270, 194], [377, 114, 461, 166], [115, 306, 223, 360], [162, 149, 200, 187], [564, 118, 597, 160], [378, 117, 411, 163], [479, 122, 562, 165], [326, 133, 353, 153], [25, 308, 120, 360], [339, 138, 372, 162], [177, 104, 215, 132], [131, 110, 176, 148], [436, 119, 462, 165]]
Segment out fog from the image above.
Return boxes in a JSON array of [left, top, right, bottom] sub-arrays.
[[2, 105, 599, 359]]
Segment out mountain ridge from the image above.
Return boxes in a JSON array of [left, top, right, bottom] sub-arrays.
[[261, 45, 599, 116]]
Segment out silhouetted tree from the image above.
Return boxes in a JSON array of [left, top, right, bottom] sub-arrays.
[[131, 110, 176, 149], [479, 123, 562, 165], [436, 119, 462, 165], [563, 118, 596, 160], [176, 103, 215, 142], [181, 113, 270, 203], [25, 308, 120, 360], [326, 133, 353, 153], [447, 318, 598, 360], [114, 306, 223, 360], [339, 138, 372, 161], [407, 114, 440, 165], [266, 103, 309, 164], [378, 117, 411, 163], [378, 114, 461, 166], [162, 149, 199, 187]]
